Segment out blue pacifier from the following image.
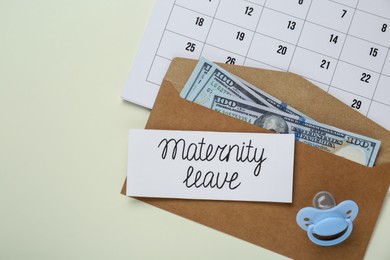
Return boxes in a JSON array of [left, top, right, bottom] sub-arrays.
[[296, 191, 358, 246]]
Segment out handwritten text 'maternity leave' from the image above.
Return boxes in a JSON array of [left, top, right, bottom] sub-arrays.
[[158, 138, 267, 190]]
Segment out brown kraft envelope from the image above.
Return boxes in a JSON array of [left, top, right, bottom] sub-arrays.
[[122, 58, 390, 259]]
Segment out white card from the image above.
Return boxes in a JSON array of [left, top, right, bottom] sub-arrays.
[[126, 129, 295, 203]]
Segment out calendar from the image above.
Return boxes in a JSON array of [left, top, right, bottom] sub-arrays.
[[122, 0, 390, 131]]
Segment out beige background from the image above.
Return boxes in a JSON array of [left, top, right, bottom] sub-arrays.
[[0, 0, 389, 259]]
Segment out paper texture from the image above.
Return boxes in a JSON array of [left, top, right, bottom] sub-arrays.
[[127, 129, 295, 203]]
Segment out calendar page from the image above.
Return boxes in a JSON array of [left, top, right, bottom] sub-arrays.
[[122, 0, 390, 131]]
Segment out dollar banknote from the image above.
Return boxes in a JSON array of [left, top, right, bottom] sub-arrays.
[[183, 58, 312, 120], [190, 92, 380, 167], [239, 79, 313, 120], [180, 57, 213, 99], [181, 58, 271, 107], [202, 58, 312, 119]]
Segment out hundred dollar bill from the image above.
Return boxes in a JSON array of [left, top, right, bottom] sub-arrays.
[[183, 61, 271, 108], [183, 58, 311, 120], [239, 78, 313, 120], [193, 92, 380, 167], [180, 57, 213, 99]]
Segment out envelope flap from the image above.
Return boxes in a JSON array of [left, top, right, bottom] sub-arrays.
[[165, 58, 390, 165]]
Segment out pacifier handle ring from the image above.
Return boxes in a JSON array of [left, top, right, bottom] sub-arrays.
[[307, 219, 353, 246]]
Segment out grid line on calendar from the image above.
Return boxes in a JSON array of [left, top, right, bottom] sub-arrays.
[[145, 0, 178, 85], [158, 13, 388, 78], [146, 0, 223, 85], [243, 0, 267, 64], [165, 6, 387, 58], [140, 0, 390, 128], [367, 44, 390, 114], [327, 0, 390, 19], [328, 0, 356, 8], [287, 0, 313, 71], [328, 1, 359, 94], [244, 0, 264, 8], [330, 82, 390, 108], [174, 4, 214, 19], [153, 1, 389, 72], [199, 0, 223, 56], [154, 2, 388, 76], [355, 7, 390, 22]]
